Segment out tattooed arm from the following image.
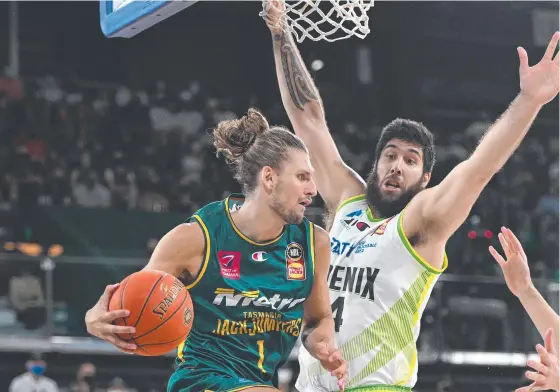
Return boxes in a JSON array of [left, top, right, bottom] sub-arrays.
[[267, 1, 365, 212]]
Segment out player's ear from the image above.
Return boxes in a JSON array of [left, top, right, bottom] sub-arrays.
[[421, 172, 431, 188], [261, 166, 275, 193]]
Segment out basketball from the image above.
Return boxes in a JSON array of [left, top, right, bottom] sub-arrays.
[[109, 270, 194, 356]]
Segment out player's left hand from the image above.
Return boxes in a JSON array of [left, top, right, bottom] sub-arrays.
[[518, 31, 560, 106], [516, 328, 560, 392], [489, 227, 533, 298], [313, 343, 348, 391]]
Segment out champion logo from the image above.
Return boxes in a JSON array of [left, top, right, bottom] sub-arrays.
[[251, 251, 267, 262]]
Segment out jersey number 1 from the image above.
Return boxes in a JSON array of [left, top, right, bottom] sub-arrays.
[[331, 297, 345, 332], [257, 340, 266, 373]]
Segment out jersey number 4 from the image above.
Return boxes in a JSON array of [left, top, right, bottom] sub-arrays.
[[331, 297, 345, 332]]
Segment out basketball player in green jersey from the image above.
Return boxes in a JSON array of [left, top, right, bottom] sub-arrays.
[[264, 2, 559, 390], [84, 108, 348, 392]]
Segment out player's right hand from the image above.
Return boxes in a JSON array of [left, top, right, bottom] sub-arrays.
[[488, 227, 534, 298], [315, 346, 348, 391], [262, 0, 286, 34], [85, 283, 137, 354]]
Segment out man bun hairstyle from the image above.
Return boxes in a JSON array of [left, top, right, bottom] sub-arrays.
[[213, 108, 308, 193]]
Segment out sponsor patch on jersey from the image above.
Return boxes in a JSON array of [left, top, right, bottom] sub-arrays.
[[355, 240, 377, 253], [252, 251, 267, 262], [342, 216, 371, 232], [331, 237, 377, 256], [285, 242, 305, 280], [212, 288, 305, 310], [218, 251, 241, 280], [346, 210, 362, 218], [373, 216, 394, 235], [340, 210, 363, 230], [229, 203, 241, 213]]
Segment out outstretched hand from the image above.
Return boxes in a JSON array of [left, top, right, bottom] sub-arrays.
[[516, 328, 560, 392], [518, 31, 560, 105], [489, 227, 533, 298]]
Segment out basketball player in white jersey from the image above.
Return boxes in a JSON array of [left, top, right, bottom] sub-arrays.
[[264, 2, 560, 390]]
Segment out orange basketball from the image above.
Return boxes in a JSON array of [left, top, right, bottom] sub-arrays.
[[109, 270, 194, 356]]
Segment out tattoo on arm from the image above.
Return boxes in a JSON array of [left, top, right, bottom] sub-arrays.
[[273, 31, 320, 111]]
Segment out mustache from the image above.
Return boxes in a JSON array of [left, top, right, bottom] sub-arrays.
[[366, 170, 424, 218]]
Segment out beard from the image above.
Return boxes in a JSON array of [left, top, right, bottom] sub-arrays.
[[365, 170, 424, 219], [271, 196, 303, 224], [270, 184, 304, 225]]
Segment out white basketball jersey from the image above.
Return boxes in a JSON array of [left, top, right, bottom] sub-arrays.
[[297, 195, 447, 391]]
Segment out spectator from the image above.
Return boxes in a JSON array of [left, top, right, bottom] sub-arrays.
[[9, 267, 46, 330], [9, 353, 59, 392], [63, 362, 102, 392], [72, 172, 111, 208], [107, 377, 136, 392]]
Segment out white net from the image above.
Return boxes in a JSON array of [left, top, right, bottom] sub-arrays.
[[260, 0, 374, 43]]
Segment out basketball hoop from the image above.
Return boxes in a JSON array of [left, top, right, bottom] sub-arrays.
[[260, 0, 374, 43]]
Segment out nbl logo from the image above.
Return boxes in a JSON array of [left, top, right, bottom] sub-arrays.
[[285, 243, 305, 281], [287, 246, 302, 259]]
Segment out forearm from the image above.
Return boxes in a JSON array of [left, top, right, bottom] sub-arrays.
[[302, 316, 336, 358], [272, 28, 323, 120], [468, 93, 542, 179], [518, 285, 560, 352]]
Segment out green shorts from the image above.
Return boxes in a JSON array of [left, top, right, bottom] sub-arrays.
[[168, 367, 275, 392]]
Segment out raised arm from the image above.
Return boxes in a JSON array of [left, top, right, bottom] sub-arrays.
[[85, 222, 205, 353], [404, 32, 560, 248], [301, 225, 347, 389], [489, 228, 560, 392], [264, 1, 365, 211], [489, 227, 559, 352]]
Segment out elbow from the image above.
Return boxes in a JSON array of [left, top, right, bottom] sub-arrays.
[[298, 100, 325, 124]]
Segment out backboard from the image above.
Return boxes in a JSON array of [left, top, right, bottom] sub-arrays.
[[100, 0, 198, 38]]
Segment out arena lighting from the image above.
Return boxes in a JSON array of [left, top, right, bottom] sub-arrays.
[[14, 242, 43, 256], [467, 230, 494, 239], [2, 242, 64, 257], [311, 59, 324, 71], [442, 351, 540, 366]]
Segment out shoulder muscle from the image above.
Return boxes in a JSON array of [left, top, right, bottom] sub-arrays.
[[144, 222, 205, 279]]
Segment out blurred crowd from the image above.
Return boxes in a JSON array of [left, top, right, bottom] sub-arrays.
[[0, 71, 558, 392], [0, 73, 240, 216], [0, 72, 557, 279], [9, 353, 144, 392]]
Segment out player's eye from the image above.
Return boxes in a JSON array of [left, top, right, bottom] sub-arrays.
[[407, 158, 416, 165]]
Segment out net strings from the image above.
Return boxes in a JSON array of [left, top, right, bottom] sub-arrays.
[[260, 0, 373, 43]]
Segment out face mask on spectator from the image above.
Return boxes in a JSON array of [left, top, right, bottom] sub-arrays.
[[28, 364, 45, 376], [83, 374, 96, 386]]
